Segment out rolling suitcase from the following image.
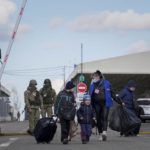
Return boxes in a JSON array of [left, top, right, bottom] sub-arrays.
[[34, 116, 57, 143]]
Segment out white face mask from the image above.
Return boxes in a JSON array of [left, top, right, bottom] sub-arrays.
[[129, 87, 136, 91], [92, 79, 97, 83]]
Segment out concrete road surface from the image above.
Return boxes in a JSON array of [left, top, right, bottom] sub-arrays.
[[0, 122, 150, 150], [0, 132, 150, 150]]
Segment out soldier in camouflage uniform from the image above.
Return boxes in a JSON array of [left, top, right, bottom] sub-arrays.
[[24, 80, 43, 135], [40, 79, 56, 118]]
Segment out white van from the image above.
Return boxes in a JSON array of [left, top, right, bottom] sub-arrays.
[[137, 98, 150, 122]]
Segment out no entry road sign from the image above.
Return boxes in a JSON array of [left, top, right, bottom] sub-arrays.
[[77, 82, 87, 93]]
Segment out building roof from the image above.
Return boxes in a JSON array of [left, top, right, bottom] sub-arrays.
[[68, 51, 150, 80], [0, 85, 11, 97]]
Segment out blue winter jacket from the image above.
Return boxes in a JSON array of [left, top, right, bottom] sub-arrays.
[[89, 79, 113, 108], [118, 87, 135, 110], [77, 103, 96, 124]]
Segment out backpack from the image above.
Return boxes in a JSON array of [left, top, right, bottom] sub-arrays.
[[93, 80, 105, 103], [58, 92, 76, 120]]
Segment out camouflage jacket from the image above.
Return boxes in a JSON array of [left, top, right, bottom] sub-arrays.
[[24, 87, 43, 109], [40, 87, 56, 105]]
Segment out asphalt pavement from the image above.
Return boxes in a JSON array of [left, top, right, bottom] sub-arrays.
[[0, 122, 150, 150], [0, 120, 150, 136], [0, 121, 150, 150]]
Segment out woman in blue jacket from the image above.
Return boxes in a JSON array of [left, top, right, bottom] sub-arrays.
[[89, 70, 122, 141]]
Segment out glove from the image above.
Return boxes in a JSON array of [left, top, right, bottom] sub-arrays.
[[93, 118, 97, 123]]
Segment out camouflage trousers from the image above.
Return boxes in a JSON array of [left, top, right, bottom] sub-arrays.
[[41, 104, 53, 118], [28, 108, 40, 132]]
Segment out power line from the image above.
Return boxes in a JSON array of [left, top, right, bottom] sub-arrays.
[[5, 66, 64, 73], [5, 65, 73, 73], [4, 70, 63, 75], [3, 65, 74, 78], [4, 72, 64, 77]]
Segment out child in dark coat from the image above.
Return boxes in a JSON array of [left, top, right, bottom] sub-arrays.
[[77, 94, 96, 144]]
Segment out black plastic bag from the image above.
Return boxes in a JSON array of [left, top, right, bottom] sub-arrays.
[[109, 106, 141, 133], [120, 107, 141, 133], [109, 106, 122, 132]]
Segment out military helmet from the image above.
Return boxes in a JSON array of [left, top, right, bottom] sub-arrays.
[[44, 79, 51, 84], [29, 79, 37, 86]]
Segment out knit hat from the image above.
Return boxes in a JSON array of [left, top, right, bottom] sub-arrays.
[[65, 81, 75, 90], [127, 80, 136, 88], [83, 94, 91, 101]]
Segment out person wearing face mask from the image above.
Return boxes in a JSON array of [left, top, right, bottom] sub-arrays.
[[118, 80, 137, 111], [118, 80, 141, 136], [40, 79, 56, 118], [89, 70, 122, 141], [24, 80, 43, 135]]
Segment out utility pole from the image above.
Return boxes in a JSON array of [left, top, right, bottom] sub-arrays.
[[79, 43, 85, 82], [63, 66, 66, 88], [81, 43, 83, 74], [0, 49, 2, 64]]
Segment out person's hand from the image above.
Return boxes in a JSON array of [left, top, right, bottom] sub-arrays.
[[74, 103, 77, 107], [80, 117, 83, 120], [93, 118, 97, 123], [57, 117, 60, 123], [40, 106, 44, 110], [122, 102, 125, 106]]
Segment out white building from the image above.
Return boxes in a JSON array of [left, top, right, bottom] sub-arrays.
[[0, 85, 11, 121]]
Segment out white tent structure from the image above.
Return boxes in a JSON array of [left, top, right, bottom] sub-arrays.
[[69, 51, 150, 79], [68, 51, 150, 97]]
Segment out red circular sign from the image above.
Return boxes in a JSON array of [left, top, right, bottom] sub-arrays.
[[77, 83, 87, 93]]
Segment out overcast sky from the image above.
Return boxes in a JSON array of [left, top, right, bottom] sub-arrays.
[[0, 0, 150, 112]]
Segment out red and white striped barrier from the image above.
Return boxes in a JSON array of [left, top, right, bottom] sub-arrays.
[[0, 0, 28, 81]]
